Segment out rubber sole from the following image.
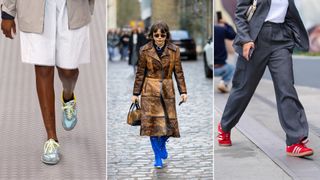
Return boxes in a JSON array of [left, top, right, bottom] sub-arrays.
[[41, 157, 60, 165], [287, 151, 313, 157], [154, 165, 163, 169], [218, 143, 232, 147], [217, 86, 229, 93]]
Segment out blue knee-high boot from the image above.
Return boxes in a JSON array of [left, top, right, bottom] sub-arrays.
[[150, 137, 163, 168], [160, 136, 169, 159]]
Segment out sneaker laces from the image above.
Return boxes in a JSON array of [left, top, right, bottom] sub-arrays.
[[44, 139, 59, 154], [62, 100, 76, 120]]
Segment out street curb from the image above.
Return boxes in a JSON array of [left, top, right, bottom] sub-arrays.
[[293, 55, 320, 60]]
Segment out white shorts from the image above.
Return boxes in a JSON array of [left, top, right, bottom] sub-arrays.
[[19, 0, 90, 69]]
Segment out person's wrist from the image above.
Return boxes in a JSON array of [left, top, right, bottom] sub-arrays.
[[244, 41, 254, 45], [1, 5, 14, 20], [1, 11, 14, 20]]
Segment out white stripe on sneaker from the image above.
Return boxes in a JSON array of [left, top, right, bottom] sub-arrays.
[[293, 147, 301, 154], [297, 147, 301, 154]]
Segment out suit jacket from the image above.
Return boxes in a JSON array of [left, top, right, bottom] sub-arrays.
[[1, 0, 94, 33], [233, 0, 309, 55]]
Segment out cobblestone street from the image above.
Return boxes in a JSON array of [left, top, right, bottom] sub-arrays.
[[107, 58, 213, 179]]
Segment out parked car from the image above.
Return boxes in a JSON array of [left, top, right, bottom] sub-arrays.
[[203, 37, 213, 78], [170, 30, 197, 60]]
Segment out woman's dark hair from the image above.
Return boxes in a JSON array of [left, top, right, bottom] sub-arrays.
[[148, 21, 171, 40]]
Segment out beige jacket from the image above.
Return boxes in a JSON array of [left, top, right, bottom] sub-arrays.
[[1, 0, 95, 33]]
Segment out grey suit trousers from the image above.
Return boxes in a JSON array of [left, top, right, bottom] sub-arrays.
[[221, 22, 309, 146]]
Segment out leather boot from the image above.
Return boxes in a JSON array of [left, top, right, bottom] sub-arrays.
[[160, 136, 169, 159], [150, 136, 163, 168]]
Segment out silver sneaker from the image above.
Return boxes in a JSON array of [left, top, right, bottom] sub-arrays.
[[41, 139, 60, 165], [62, 94, 78, 131]]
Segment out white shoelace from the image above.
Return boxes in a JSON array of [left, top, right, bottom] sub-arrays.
[[62, 100, 76, 119], [44, 139, 60, 154]]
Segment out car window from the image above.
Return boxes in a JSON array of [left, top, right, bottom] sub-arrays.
[[170, 31, 190, 40]]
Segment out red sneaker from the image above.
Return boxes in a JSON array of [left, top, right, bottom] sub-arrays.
[[286, 139, 313, 157], [217, 122, 232, 146]]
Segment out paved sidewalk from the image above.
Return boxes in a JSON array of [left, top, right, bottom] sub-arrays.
[[0, 1, 106, 179], [214, 109, 291, 180], [215, 77, 320, 180], [107, 59, 213, 179]]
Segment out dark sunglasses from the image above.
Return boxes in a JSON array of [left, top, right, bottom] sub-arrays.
[[153, 33, 167, 38]]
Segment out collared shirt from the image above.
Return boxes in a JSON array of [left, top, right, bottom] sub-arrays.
[[265, 0, 289, 23], [153, 42, 166, 58]]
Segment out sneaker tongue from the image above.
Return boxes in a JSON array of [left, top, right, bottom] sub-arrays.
[[45, 142, 56, 153], [301, 139, 309, 144], [65, 100, 75, 106]]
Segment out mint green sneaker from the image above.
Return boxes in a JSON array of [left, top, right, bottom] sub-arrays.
[[62, 94, 78, 131], [41, 139, 60, 165]]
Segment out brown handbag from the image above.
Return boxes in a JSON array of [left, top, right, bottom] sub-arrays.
[[127, 102, 141, 126]]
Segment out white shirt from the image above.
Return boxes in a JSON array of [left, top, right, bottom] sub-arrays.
[[265, 0, 289, 23]]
